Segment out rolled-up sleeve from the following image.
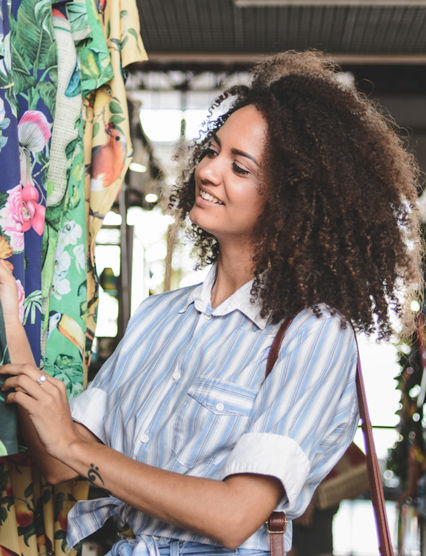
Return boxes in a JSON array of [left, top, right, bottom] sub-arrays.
[[220, 309, 359, 518], [70, 387, 109, 443]]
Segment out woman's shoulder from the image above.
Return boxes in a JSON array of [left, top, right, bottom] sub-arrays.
[[280, 304, 355, 347]]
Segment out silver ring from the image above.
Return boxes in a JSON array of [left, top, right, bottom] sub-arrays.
[[36, 374, 47, 386]]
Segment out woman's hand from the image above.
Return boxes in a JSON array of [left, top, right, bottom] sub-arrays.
[[0, 363, 79, 461], [0, 259, 21, 325]]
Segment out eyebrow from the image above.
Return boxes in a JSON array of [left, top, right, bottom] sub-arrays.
[[212, 134, 260, 167]]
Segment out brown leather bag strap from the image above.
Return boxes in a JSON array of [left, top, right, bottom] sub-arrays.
[[265, 317, 394, 556], [355, 347, 394, 556], [265, 318, 293, 556], [266, 511, 287, 556], [265, 317, 294, 378]]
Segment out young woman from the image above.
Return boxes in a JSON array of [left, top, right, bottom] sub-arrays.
[[0, 50, 422, 556]]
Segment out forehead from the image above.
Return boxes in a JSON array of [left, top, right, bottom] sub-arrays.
[[216, 105, 268, 155]]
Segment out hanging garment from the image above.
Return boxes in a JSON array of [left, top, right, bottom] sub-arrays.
[[43, 0, 117, 386], [0, 0, 55, 455], [0, 3, 91, 555], [10, 0, 57, 366], [83, 0, 147, 368], [0, 453, 89, 556], [40, 8, 83, 369], [41, 3, 91, 397]]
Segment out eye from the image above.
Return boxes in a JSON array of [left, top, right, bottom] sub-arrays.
[[232, 162, 250, 176]]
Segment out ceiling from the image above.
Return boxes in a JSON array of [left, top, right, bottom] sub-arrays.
[[129, 1, 426, 192], [136, 0, 426, 66]]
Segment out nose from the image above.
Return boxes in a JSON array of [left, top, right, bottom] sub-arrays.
[[196, 154, 222, 186]]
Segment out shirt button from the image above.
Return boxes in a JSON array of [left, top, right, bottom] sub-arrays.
[[216, 402, 224, 411], [140, 433, 149, 443], [172, 370, 181, 381], [204, 313, 212, 320]]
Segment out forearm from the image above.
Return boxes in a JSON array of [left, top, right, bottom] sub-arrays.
[[3, 318, 35, 366], [62, 438, 281, 548]]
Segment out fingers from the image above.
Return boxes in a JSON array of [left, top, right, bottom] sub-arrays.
[[0, 363, 40, 379], [0, 364, 66, 401], [5, 389, 40, 413], [3, 374, 49, 401]]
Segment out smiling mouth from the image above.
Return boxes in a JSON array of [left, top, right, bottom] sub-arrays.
[[199, 189, 224, 205]]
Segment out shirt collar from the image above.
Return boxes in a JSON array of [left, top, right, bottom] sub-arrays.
[[179, 264, 270, 329]]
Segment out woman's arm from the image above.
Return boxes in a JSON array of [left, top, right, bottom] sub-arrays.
[[0, 260, 99, 482], [0, 260, 35, 366], [0, 362, 282, 549]]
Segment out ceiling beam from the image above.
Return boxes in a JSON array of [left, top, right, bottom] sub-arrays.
[[142, 52, 426, 65]]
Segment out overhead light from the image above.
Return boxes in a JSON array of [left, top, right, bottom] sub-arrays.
[[129, 162, 147, 173], [234, 0, 426, 6]]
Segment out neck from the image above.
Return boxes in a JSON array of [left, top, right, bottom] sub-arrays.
[[211, 243, 255, 308]]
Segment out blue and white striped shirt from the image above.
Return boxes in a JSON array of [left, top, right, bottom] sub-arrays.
[[67, 264, 359, 553]]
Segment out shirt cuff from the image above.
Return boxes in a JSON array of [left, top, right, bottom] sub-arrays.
[[70, 387, 107, 444], [220, 432, 310, 510]]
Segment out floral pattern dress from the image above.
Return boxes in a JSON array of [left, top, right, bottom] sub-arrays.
[[0, 0, 55, 453]]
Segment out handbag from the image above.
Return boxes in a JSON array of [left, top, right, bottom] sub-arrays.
[[316, 441, 368, 511], [264, 316, 394, 556]]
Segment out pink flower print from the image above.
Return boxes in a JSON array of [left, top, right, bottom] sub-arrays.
[[1, 183, 45, 242], [18, 111, 51, 152], [15, 279, 25, 323], [18, 111, 51, 186], [21, 183, 45, 235]]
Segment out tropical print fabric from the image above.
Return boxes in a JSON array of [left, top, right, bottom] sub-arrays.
[[0, 0, 56, 369], [44, 0, 147, 388], [0, 3, 87, 555], [0, 0, 56, 455], [0, 453, 88, 556], [83, 0, 147, 367], [41, 2, 94, 397], [0, 0, 147, 554]]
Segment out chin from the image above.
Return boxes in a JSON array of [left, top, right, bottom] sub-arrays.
[[188, 211, 212, 236], [189, 206, 203, 227]]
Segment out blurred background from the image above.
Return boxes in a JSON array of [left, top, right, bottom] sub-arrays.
[[92, 2, 426, 554]]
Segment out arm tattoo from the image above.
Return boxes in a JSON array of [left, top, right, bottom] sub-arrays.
[[87, 463, 105, 486]]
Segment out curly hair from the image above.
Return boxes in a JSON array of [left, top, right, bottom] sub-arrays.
[[170, 50, 422, 339]]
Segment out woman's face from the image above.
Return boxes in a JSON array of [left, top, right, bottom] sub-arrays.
[[190, 104, 267, 247]]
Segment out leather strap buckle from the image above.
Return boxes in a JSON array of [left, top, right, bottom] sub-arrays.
[[266, 512, 287, 533]]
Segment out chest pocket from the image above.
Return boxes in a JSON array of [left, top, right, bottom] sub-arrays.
[[172, 377, 257, 469]]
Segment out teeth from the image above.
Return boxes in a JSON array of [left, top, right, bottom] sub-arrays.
[[200, 190, 223, 205]]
